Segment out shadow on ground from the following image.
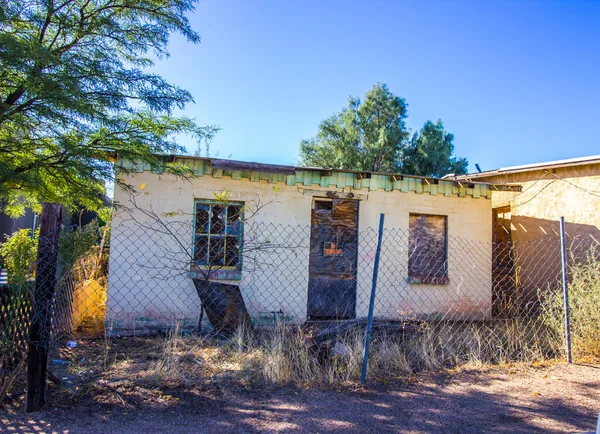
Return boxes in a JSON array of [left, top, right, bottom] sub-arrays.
[[1, 363, 598, 433]]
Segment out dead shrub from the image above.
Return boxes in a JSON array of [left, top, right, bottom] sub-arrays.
[[73, 294, 596, 393], [539, 250, 600, 361]]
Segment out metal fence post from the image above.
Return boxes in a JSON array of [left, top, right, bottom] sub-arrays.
[[559, 216, 572, 363], [361, 213, 385, 385]]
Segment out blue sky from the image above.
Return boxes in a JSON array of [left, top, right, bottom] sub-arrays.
[[152, 0, 600, 173]]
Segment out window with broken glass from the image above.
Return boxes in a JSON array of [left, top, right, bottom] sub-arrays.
[[193, 201, 244, 274]]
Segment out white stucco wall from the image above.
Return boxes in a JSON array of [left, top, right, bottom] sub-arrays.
[[107, 170, 492, 332]]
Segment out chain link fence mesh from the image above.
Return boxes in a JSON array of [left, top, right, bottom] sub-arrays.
[[0, 224, 108, 398], [1, 216, 599, 395]]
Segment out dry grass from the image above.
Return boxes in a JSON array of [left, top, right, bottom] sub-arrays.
[[5, 255, 599, 405], [84, 259, 600, 392], [70, 317, 568, 393], [539, 252, 600, 361]]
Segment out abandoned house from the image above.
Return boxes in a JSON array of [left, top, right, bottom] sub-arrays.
[[107, 156, 516, 333], [457, 154, 600, 314]]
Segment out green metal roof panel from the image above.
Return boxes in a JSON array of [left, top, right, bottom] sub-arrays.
[[115, 157, 493, 199]]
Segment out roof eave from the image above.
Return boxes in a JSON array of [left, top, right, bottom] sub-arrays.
[[459, 155, 600, 180]]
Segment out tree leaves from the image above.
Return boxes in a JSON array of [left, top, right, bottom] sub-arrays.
[[403, 120, 468, 178], [0, 0, 217, 215], [300, 83, 408, 173], [299, 83, 468, 177]]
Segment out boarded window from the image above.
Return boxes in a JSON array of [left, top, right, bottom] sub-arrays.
[[193, 201, 244, 271], [408, 214, 449, 284]]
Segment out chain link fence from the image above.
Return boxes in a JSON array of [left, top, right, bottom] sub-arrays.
[[0, 223, 108, 401], [1, 216, 599, 400], [105, 217, 598, 354]]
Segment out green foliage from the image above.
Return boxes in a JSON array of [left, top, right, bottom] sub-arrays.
[[96, 206, 112, 227], [0, 218, 105, 288], [0, 289, 29, 402], [213, 190, 233, 203], [402, 120, 469, 177], [0, 0, 217, 216], [299, 83, 468, 177], [59, 219, 102, 270], [0, 229, 37, 288], [300, 83, 408, 173], [0, 228, 36, 396]]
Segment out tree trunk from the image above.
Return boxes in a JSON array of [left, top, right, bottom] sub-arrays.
[[25, 203, 63, 413]]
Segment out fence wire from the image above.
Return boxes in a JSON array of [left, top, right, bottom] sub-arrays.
[[1, 217, 599, 392], [0, 223, 108, 395]]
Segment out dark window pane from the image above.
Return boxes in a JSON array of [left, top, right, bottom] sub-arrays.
[[194, 201, 244, 270], [210, 206, 225, 234], [225, 236, 240, 266], [195, 206, 210, 234], [227, 205, 242, 224], [314, 200, 333, 210], [209, 236, 225, 266], [226, 205, 242, 235], [408, 214, 447, 278], [194, 236, 208, 265]]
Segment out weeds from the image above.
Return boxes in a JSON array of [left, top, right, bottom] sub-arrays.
[[1, 240, 599, 404], [109, 314, 569, 391], [0, 229, 36, 403], [539, 250, 600, 360]]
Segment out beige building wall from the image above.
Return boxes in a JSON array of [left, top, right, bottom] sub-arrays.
[[108, 170, 493, 331], [472, 164, 600, 309], [485, 165, 600, 235]]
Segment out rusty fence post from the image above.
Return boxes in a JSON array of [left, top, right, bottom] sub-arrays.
[[361, 213, 385, 385], [25, 203, 63, 413]]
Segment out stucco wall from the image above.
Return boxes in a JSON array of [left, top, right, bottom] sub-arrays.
[[107, 171, 493, 332], [485, 164, 600, 232], [474, 164, 600, 308]]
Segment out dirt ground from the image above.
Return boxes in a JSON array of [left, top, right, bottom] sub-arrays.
[[1, 362, 599, 433]]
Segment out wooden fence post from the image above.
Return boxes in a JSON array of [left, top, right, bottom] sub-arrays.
[[25, 203, 63, 413]]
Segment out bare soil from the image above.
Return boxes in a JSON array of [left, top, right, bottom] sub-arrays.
[[1, 361, 599, 433]]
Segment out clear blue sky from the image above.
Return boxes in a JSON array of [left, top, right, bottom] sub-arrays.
[[152, 0, 600, 173]]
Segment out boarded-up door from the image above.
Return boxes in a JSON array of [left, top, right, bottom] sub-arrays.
[[307, 198, 359, 320]]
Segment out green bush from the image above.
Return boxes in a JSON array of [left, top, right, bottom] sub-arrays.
[[0, 229, 37, 401], [0, 229, 38, 290], [59, 219, 103, 271]]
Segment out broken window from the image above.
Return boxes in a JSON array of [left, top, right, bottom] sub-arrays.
[[313, 199, 333, 210], [193, 201, 244, 270], [408, 214, 449, 284]]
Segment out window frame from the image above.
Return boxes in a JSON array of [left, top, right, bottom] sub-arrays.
[[190, 199, 245, 281], [406, 213, 450, 285]]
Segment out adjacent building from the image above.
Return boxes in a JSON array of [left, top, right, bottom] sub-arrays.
[[457, 155, 600, 314]]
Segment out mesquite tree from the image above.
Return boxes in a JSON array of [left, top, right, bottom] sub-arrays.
[[0, 0, 216, 216]]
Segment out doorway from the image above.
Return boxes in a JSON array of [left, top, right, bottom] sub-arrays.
[[492, 206, 517, 317], [307, 198, 359, 320]]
